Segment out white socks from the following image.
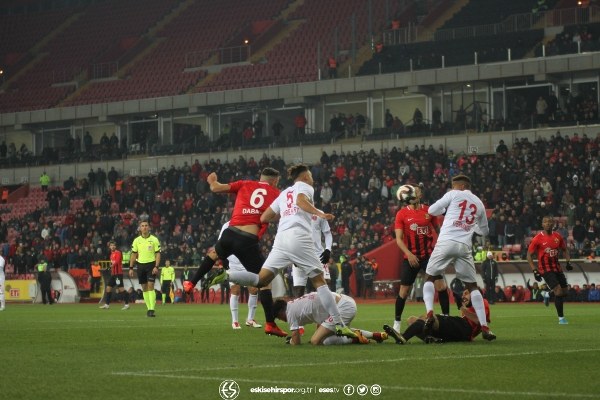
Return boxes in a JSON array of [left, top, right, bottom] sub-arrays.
[[316, 285, 343, 325], [229, 294, 239, 323], [470, 289, 488, 327], [423, 281, 435, 313], [247, 294, 258, 321], [323, 336, 353, 345]]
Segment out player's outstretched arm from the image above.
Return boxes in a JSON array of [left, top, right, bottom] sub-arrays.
[[297, 194, 334, 221], [207, 172, 231, 193]]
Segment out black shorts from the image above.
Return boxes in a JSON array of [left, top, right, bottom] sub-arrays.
[[161, 280, 172, 293], [107, 274, 125, 288], [542, 271, 568, 290], [214, 227, 264, 274], [137, 262, 156, 285], [399, 258, 429, 286], [436, 315, 473, 342]]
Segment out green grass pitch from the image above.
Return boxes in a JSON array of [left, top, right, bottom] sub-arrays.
[[2, 301, 599, 400]]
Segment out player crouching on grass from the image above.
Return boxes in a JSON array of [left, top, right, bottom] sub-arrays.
[[273, 292, 389, 345], [383, 289, 492, 344]]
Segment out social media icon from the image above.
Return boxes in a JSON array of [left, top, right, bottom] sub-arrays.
[[218, 380, 240, 400], [370, 385, 382, 396], [343, 384, 355, 396], [357, 384, 368, 396]]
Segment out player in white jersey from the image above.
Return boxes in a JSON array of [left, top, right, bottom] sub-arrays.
[[218, 222, 262, 330], [272, 292, 389, 345], [0, 254, 5, 310], [212, 164, 356, 339], [292, 212, 333, 297], [423, 175, 495, 341]]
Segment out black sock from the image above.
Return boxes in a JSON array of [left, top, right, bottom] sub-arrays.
[[555, 295, 564, 318], [192, 256, 216, 285], [395, 295, 406, 321], [105, 291, 111, 305], [438, 289, 450, 315], [259, 289, 275, 323], [453, 291, 463, 309], [121, 290, 129, 305], [402, 319, 425, 341]]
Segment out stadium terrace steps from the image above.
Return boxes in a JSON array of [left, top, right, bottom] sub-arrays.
[[248, 20, 305, 65], [279, 0, 306, 21], [145, 0, 197, 38], [416, 0, 470, 41]]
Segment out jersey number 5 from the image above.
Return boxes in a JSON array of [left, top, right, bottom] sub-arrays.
[[458, 200, 477, 224]]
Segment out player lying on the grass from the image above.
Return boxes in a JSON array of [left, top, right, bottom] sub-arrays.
[[383, 289, 491, 344], [273, 291, 388, 345]]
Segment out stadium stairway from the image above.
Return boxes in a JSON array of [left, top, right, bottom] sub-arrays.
[[1, 12, 84, 91], [62, 0, 195, 107], [145, 0, 197, 38], [248, 20, 305, 65], [416, 0, 470, 41], [192, 0, 306, 92]]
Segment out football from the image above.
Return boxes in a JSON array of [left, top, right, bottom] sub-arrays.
[[396, 184, 415, 202]]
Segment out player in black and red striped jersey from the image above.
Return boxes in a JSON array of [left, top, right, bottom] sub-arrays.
[[384, 289, 490, 344], [527, 215, 573, 325], [99, 240, 130, 310], [185, 167, 287, 336], [392, 185, 449, 335]]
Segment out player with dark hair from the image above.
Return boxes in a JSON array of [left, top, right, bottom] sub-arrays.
[[384, 289, 491, 344], [423, 175, 496, 341], [527, 215, 572, 324], [392, 184, 449, 334], [212, 164, 356, 338], [184, 167, 286, 336], [100, 240, 130, 310]]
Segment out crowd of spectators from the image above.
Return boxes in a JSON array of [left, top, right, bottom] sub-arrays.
[[0, 131, 598, 297]]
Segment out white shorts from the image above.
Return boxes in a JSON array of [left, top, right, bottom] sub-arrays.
[[426, 240, 477, 283], [292, 262, 330, 287], [321, 294, 356, 332], [227, 256, 246, 288], [264, 227, 323, 279]]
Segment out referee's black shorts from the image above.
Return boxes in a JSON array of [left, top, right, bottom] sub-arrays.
[[214, 227, 264, 273], [136, 261, 156, 285]]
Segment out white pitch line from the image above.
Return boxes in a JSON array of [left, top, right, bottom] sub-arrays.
[[110, 373, 597, 398], [112, 347, 600, 374]]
